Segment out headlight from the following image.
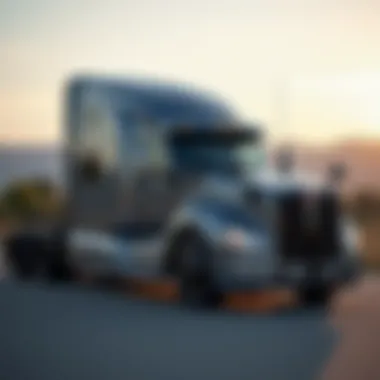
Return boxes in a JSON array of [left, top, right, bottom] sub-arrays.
[[224, 229, 247, 249], [222, 229, 264, 251]]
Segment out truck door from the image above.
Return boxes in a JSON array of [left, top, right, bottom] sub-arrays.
[[127, 118, 171, 235], [70, 88, 122, 230], [130, 121, 205, 234]]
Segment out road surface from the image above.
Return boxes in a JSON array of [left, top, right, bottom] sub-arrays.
[[0, 279, 337, 380], [5, 241, 379, 380]]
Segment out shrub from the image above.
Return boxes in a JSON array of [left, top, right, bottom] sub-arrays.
[[0, 177, 63, 223]]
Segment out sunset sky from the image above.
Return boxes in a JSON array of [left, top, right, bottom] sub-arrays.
[[1, 0, 380, 145]]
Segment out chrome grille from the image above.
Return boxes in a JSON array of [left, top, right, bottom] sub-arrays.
[[277, 191, 340, 261]]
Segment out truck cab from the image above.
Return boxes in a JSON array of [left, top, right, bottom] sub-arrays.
[[5, 74, 362, 308]]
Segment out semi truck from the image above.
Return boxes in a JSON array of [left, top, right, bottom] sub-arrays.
[[4, 74, 361, 308]]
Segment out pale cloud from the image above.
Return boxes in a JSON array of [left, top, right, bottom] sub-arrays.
[[285, 72, 380, 142], [1, 0, 380, 143]]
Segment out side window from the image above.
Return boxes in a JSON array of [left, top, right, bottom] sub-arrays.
[[118, 112, 166, 170], [119, 111, 143, 175], [119, 110, 169, 179], [139, 119, 168, 170], [77, 91, 118, 182], [102, 116, 119, 170]]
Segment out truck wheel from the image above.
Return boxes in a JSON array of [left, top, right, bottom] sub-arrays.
[[4, 234, 50, 281], [298, 285, 333, 307], [178, 234, 223, 309], [46, 234, 73, 283]]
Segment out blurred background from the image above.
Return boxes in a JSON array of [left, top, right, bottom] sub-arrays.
[[1, 0, 380, 268]]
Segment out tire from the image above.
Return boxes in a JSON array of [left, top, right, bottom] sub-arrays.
[[4, 233, 50, 281], [178, 233, 223, 309], [46, 232, 73, 283], [298, 285, 334, 307], [5, 231, 73, 284]]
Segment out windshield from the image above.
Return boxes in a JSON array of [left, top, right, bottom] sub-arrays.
[[169, 130, 266, 176]]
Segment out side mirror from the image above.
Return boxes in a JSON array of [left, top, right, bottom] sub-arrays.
[[328, 162, 346, 185]]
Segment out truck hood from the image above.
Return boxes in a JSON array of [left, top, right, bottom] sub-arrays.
[[196, 168, 334, 202], [249, 168, 333, 194]]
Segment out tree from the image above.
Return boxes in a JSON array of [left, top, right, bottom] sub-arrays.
[[0, 177, 63, 223]]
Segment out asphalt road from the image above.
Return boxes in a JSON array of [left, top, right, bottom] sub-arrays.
[[0, 279, 338, 380]]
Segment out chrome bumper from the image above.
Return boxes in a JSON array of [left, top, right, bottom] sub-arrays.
[[216, 256, 361, 292]]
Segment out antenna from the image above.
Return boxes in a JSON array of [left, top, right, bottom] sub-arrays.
[[273, 74, 295, 173], [276, 145, 294, 173]]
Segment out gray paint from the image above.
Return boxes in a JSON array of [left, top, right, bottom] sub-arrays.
[[64, 75, 360, 291]]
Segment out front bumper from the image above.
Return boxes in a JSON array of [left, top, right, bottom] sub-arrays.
[[216, 256, 361, 292]]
